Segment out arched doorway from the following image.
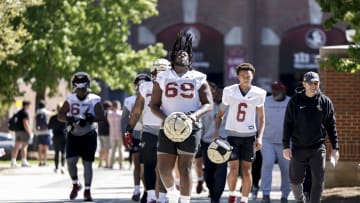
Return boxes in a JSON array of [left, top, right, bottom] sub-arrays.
[[279, 25, 347, 95]]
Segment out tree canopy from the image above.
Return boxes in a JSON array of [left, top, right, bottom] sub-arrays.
[[317, 0, 360, 72], [0, 0, 43, 114], [0, 0, 166, 113]]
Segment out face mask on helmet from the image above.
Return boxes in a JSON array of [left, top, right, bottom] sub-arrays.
[[207, 139, 233, 164], [163, 112, 193, 142], [72, 72, 91, 91], [151, 58, 171, 72], [134, 73, 151, 90], [151, 58, 171, 78]]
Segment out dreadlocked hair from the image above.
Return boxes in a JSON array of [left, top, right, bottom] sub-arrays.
[[170, 31, 193, 67]]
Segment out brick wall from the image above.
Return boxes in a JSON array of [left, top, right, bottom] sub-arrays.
[[319, 46, 360, 187], [319, 67, 360, 162]]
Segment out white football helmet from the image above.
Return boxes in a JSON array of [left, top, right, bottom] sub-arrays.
[[151, 58, 171, 72], [207, 139, 233, 164], [163, 112, 193, 142]]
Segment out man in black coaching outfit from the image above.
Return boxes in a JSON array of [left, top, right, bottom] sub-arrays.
[[282, 71, 339, 203]]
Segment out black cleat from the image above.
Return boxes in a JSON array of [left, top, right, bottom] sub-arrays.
[[69, 183, 82, 200]]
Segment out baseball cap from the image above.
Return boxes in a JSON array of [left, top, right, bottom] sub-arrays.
[[271, 81, 287, 90], [303, 71, 320, 82]]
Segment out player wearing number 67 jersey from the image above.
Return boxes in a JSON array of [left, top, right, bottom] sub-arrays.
[[214, 63, 266, 203], [150, 31, 213, 203], [58, 71, 106, 201]]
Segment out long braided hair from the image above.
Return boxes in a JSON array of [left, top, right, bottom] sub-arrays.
[[170, 31, 193, 69]]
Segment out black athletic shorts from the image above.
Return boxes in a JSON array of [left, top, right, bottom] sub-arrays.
[[130, 138, 141, 153], [157, 129, 200, 155], [228, 135, 256, 162], [66, 130, 97, 162], [140, 132, 158, 164]]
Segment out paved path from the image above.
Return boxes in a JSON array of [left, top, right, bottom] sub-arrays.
[[0, 163, 295, 203]]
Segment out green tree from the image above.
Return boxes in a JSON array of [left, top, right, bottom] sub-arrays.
[[317, 0, 360, 72], [0, 0, 43, 114], [15, 0, 166, 105]]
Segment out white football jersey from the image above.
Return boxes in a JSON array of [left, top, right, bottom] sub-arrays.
[[156, 69, 207, 116], [222, 84, 266, 133], [123, 95, 142, 131], [139, 81, 162, 126], [66, 93, 100, 136], [124, 95, 136, 112]]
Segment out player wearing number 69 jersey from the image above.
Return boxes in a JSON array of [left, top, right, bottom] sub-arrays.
[[214, 63, 266, 203], [150, 31, 213, 203]]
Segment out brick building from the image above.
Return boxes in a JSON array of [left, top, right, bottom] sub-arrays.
[[130, 0, 358, 188], [130, 0, 348, 93]]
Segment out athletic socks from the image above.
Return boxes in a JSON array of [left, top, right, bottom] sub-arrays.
[[166, 185, 179, 203], [134, 185, 141, 195], [158, 192, 167, 203], [147, 190, 156, 201], [241, 197, 248, 203], [180, 195, 190, 203]]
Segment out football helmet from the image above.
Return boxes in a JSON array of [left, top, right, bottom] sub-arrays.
[[134, 73, 151, 85], [207, 139, 233, 164], [163, 112, 193, 142], [71, 72, 91, 91], [151, 58, 171, 73]]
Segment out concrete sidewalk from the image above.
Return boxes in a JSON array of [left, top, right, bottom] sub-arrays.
[[0, 162, 296, 203]]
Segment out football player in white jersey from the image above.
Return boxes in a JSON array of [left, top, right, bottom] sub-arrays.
[[126, 58, 171, 203], [121, 73, 151, 201], [58, 72, 106, 201], [214, 63, 266, 203], [150, 32, 213, 203]]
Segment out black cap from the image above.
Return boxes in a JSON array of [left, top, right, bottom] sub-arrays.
[[303, 71, 320, 82]]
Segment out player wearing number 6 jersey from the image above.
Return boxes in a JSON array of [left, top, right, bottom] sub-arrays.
[[150, 31, 213, 203], [214, 63, 266, 203]]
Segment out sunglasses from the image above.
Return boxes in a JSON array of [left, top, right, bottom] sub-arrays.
[[306, 81, 319, 86]]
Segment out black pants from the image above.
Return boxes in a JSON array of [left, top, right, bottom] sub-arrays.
[[140, 132, 158, 190], [290, 145, 326, 203], [252, 150, 262, 188], [53, 136, 66, 169], [303, 166, 312, 200], [201, 141, 227, 203]]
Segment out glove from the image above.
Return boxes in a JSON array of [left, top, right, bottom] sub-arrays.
[[124, 125, 134, 150], [124, 131, 133, 150], [77, 119, 87, 127], [66, 116, 76, 125], [85, 112, 94, 124], [185, 111, 197, 122], [185, 111, 200, 130]]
